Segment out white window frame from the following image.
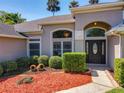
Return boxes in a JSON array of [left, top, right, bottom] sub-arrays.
[[85, 27, 107, 40], [50, 28, 74, 56], [27, 36, 42, 57]]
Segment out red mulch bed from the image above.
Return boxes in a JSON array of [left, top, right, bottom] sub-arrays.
[[0, 70, 92, 93]]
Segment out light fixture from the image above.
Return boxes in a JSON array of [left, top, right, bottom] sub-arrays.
[[94, 22, 97, 25], [64, 32, 69, 37]]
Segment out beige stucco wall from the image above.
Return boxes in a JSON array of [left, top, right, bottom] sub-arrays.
[[0, 37, 27, 62], [74, 10, 123, 52], [108, 35, 120, 69], [41, 23, 75, 56]]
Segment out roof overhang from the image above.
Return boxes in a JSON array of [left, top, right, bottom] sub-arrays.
[[0, 34, 27, 39], [106, 24, 124, 36], [71, 2, 124, 15], [23, 31, 42, 35], [40, 20, 75, 25]]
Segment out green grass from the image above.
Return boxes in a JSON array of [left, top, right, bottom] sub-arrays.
[[106, 88, 124, 93]]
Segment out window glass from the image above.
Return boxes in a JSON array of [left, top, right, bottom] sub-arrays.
[[53, 30, 72, 38], [53, 41, 72, 56], [93, 43, 98, 54], [29, 43, 40, 56], [29, 39, 40, 41], [53, 42, 61, 56], [63, 42, 72, 53], [86, 28, 105, 37]]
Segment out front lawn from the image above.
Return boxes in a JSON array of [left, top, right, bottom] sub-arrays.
[[0, 68, 92, 93], [106, 88, 124, 93]]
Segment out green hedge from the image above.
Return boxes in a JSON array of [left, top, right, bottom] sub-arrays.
[[30, 56, 39, 65], [38, 55, 49, 66], [0, 64, 3, 76], [63, 52, 87, 72], [16, 57, 30, 68], [114, 58, 124, 86], [1, 61, 17, 72], [49, 56, 62, 69]]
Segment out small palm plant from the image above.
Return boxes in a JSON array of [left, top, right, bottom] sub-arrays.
[[47, 0, 60, 16], [69, 0, 79, 8], [89, 0, 99, 4]]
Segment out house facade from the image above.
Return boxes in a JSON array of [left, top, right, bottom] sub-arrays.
[[1, 2, 124, 69]]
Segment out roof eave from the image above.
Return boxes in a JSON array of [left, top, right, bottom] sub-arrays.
[[71, 2, 124, 14], [23, 31, 42, 35], [40, 21, 75, 25], [0, 34, 27, 39]]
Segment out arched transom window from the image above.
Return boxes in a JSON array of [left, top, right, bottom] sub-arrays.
[[52, 30, 73, 56], [86, 28, 105, 37], [53, 30, 72, 38]]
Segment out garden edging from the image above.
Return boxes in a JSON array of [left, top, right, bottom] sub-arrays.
[[105, 70, 119, 88]]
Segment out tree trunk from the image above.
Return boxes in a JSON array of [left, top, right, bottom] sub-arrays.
[[53, 12, 55, 16]]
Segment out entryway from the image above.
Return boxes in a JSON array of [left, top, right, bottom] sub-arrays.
[[85, 40, 106, 64]]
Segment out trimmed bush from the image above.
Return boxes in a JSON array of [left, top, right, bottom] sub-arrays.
[[30, 56, 39, 65], [114, 58, 124, 86], [49, 56, 62, 69], [16, 57, 30, 68], [1, 61, 17, 72], [38, 55, 49, 66], [63, 52, 87, 73], [0, 64, 3, 76]]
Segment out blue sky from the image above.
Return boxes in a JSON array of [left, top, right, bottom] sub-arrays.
[[0, 0, 117, 21]]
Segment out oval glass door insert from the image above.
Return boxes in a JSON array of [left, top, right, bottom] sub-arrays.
[[93, 43, 98, 54]]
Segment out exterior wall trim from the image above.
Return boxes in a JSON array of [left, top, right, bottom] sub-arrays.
[[71, 2, 124, 14], [72, 7, 123, 14], [50, 28, 74, 56], [0, 34, 27, 39], [40, 21, 75, 25]]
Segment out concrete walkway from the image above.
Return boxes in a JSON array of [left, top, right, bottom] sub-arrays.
[[56, 67, 115, 93]]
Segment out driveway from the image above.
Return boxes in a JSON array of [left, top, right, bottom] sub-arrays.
[[56, 66, 115, 93]]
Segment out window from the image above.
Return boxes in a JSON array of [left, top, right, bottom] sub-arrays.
[[53, 30, 72, 38], [53, 41, 72, 56], [29, 39, 40, 41], [28, 38, 41, 57], [52, 30, 73, 56], [63, 42, 72, 53], [29, 43, 40, 56], [53, 42, 61, 56], [86, 28, 105, 37]]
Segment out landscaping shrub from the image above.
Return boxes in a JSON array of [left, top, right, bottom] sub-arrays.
[[0, 64, 3, 76], [16, 57, 30, 68], [114, 58, 124, 87], [38, 55, 49, 66], [1, 61, 17, 72], [63, 52, 87, 73], [37, 64, 45, 71], [29, 56, 39, 65], [49, 56, 62, 69]]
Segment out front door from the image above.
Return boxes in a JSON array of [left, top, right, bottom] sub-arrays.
[[85, 40, 106, 64]]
